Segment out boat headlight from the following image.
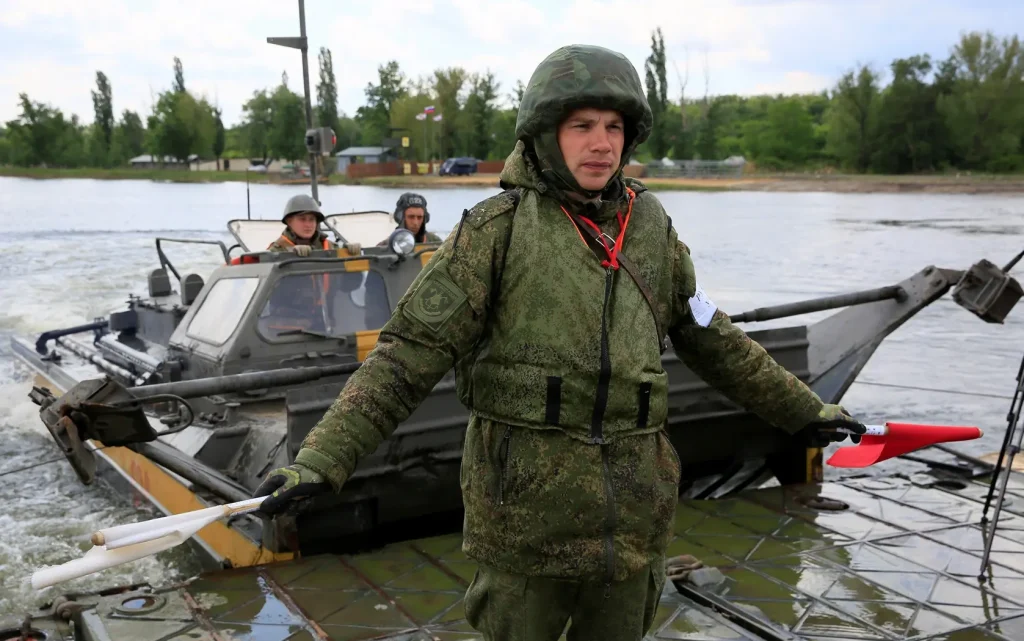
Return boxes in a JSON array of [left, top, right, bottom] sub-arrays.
[[389, 229, 416, 256]]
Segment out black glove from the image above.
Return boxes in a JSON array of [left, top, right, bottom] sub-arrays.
[[253, 463, 330, 517], [798, 404, 867, 447]]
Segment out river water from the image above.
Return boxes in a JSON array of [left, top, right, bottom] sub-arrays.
[[0, 176, 1022, 618]]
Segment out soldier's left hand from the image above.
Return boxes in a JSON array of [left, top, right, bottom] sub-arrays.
[[346, 242, 362, 254], [798, 404, 866, 447], [253, 463, 330, 517]]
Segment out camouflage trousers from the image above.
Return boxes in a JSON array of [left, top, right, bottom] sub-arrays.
[[463, 559, 665, 641]]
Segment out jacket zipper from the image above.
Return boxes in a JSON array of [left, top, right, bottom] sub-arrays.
[[590, 267, 614, 444], [498, 426, 512, 505], [593, 266, 617, 592], [600, 444, 617, 595]]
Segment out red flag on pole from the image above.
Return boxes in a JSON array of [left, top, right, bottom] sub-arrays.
[[826, 422, 983, 468]]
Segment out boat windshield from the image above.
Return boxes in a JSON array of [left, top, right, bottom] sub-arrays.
[[257, 269, 392, 341]]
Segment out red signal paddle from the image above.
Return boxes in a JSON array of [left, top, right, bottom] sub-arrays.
[[826, 422, 984, 468]]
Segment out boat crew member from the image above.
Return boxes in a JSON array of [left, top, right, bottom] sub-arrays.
[[262, 194, 361, 334], [383, 192, 443, 244], [268, 194, 361, 256], [255, 45, 866, 641]]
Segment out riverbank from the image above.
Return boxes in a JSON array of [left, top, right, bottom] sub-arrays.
[[4, 166, 1024, 194]]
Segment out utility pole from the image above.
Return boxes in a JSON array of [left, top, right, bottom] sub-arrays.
[[268, 0, 319, 203]]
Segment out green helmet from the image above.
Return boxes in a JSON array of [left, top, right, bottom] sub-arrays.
[[516, 44, 653, 146], [516, 45, 652, 199], [281, 194, 324, 224]]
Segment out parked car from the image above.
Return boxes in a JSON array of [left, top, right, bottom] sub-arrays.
[[439, 157, 478, 176]]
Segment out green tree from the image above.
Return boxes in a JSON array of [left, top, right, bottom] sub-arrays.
[[0, 126, 11, 164], [491, 108, 517, 160], [109, 109, 145, 165], [145, 56, 214, 165], [56, 114, 88, 167], [90, 70, 114, 165], [173, 57, 186, 93], [756, 98, 815, 167], [213, 107, 225, 169], [4, 94, 87, 167], [694, 99, 722, 159], [872, 55, 947, 173], [432, 67, 467, 159], [147, 90, 215, 164], [644, 27, 670, 158], [268, 74, 306, 162], [357, 60, 406, 145], [826, 65, 881, 171], [391, 92, 437, 161], [241, 89, 273, 163], [512, 80, 526, 112], [464, 71, 500, 159], [334, 115, 361, 154], [937, 31, 1024, 171], [316, 47, 340, 150]]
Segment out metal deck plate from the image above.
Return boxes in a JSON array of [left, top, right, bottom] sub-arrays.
[[17, 476, 1024, 641]]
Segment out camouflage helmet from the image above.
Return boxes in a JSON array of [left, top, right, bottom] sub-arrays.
[[515, 45, 653, 199], [281, 194, 324, 224], [516, 44, 653, 149], [394, 192, 429, 225]]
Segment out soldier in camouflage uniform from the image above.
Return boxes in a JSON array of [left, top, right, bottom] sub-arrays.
[[255, 45, 866, 641], [388, 192, 443, 244]]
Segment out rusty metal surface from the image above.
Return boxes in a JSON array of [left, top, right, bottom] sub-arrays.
[[14, 474, 1024, 641]]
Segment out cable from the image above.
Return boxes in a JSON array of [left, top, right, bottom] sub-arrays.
[[853, 379, 1014, 401], [0, 445, 112, 478], [109, 393, 195, 437]]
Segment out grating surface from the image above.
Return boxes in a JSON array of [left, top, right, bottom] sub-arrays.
[[58, 475, 1024, 640]]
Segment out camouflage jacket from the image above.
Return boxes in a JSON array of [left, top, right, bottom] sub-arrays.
[[293, 142, 824, 581], [266, 227, 337, 252]]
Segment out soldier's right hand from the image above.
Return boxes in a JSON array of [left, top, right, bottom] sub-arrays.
[[288, 244, 313, 257], [253, 463, 330, 517], [797, 404, 867, 447]]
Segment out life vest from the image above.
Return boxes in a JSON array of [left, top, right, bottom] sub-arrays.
[[268, 234, 333, 305], [460, 187, 674, 444], [272, 234, 331, 252]]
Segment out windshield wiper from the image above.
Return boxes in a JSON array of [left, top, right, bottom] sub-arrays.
[[275, 329, 347, 344]]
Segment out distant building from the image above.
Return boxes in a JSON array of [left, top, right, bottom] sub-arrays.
[[129, 154, 199, 170], [335, 146, 398, 173], [195, 159, 222, 172]]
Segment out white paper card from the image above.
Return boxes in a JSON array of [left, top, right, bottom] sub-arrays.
[[689, 283, 718, 328]]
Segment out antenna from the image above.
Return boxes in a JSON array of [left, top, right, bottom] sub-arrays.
[[268, 0, 320, 204], [245, 166, 252, 220]]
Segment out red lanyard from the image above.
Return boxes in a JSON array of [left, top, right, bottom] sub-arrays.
[[561, 187, 635, 270]]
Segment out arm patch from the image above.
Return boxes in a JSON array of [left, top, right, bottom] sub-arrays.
[[688, 283, 718, 328], [405, 266, 469, 335]]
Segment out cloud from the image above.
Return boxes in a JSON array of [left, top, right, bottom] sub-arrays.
[[1, 0, 1020, 128]]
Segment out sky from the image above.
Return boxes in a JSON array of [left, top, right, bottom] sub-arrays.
[[1, 0, 1021, 128]]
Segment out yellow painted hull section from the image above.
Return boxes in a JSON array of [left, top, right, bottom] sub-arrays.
[[31, 373, 292, 568]]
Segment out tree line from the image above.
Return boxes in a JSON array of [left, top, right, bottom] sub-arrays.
[[1, 29, 1021, 174]]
